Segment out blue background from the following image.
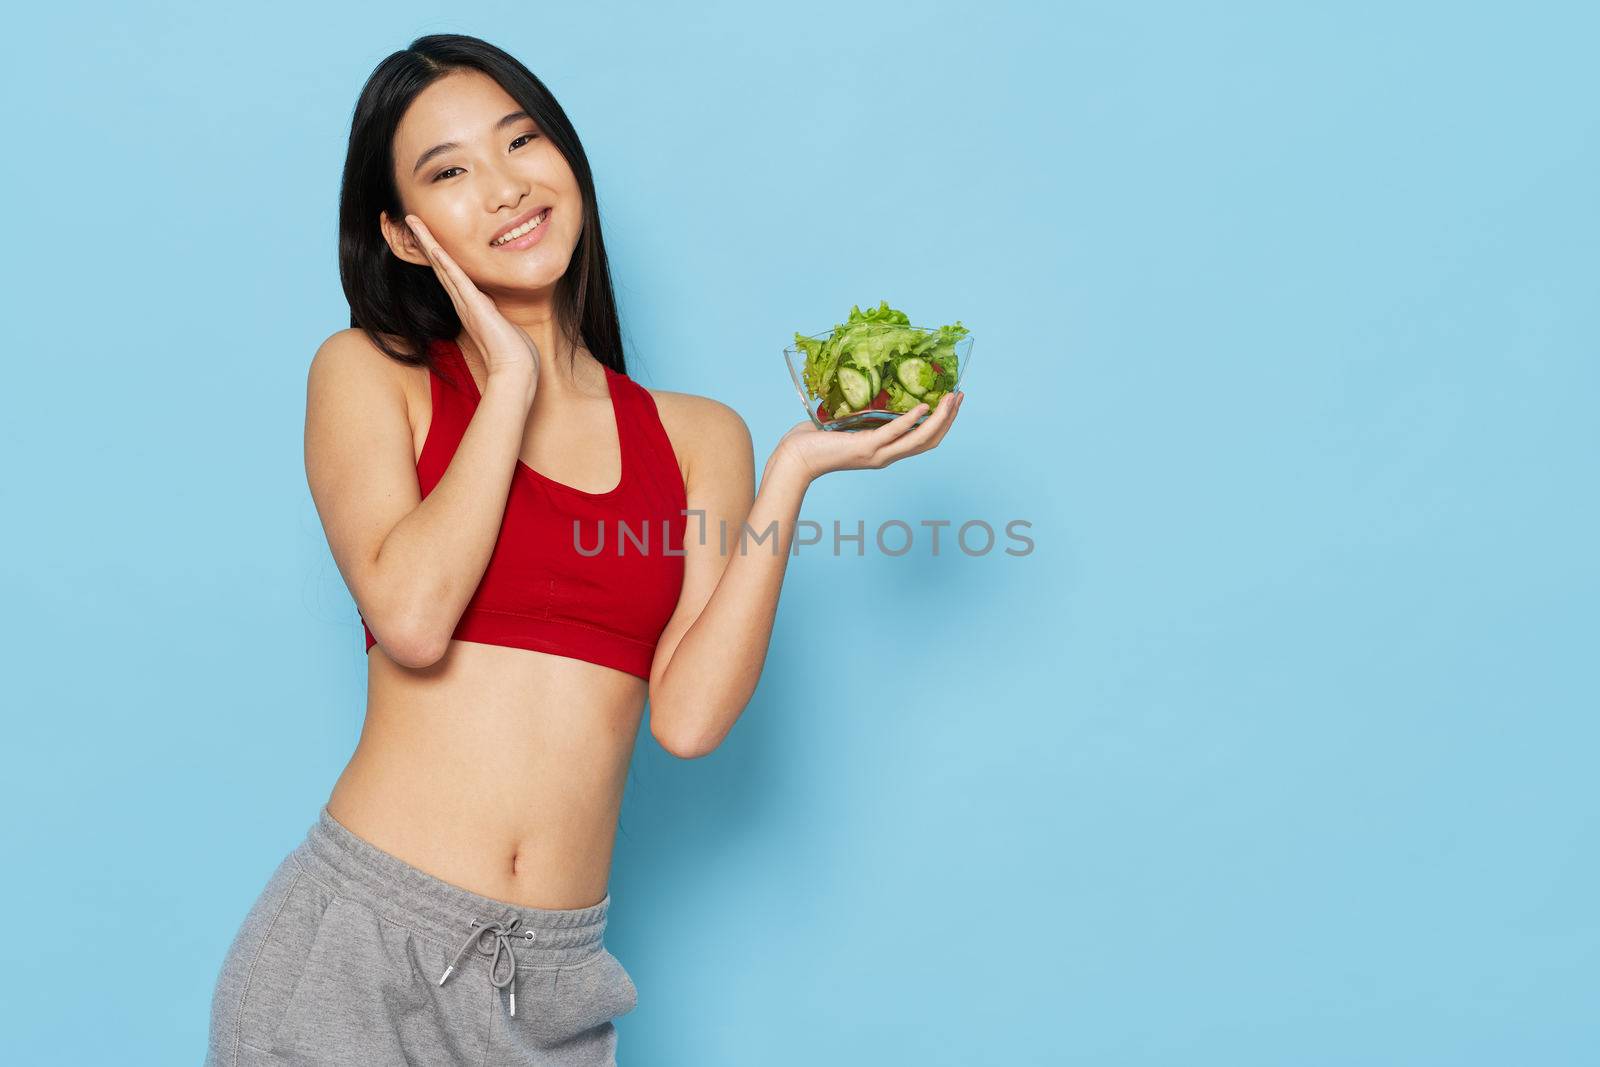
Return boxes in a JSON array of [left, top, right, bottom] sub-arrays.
[[3, 1, 1596, 1063]]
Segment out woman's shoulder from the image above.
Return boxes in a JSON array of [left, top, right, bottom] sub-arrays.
[[309, 327, 401, 385], [309, 328, 421, 386], [636, 385, 753, 488], [636, 383, 735, 419], [313, 326, 422, 365], [308, 328, 430, 439], [640, 386, 749, 447]]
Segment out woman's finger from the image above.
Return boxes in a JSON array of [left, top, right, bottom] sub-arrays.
[[406, 215, 468, 309], [405, 216, 453, 295], [887, 390, 957, 445], [861, 400, 934, 450], [871, 391, 961, 465], [410, 216, 474, 295], [925, 391, 963, 446]]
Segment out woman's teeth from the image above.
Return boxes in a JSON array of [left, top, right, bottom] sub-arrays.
[[492, 209, 550, 245]]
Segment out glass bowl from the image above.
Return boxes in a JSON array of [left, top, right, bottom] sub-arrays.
[[784, 327, 974, 432]]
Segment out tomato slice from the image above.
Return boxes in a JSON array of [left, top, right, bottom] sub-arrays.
[[816, 401, 831, 421], [869, 389, 890, 410]]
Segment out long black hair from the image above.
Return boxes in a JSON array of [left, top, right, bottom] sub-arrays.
[[338, 34, 627, 376]]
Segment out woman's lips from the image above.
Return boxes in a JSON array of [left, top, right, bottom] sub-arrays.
[[490, 208, 552, 251]]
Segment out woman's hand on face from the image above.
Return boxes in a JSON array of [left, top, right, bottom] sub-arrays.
[[772, 389, 964, 483], [404, 214, 540, 390]]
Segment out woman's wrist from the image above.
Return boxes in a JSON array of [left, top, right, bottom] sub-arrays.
[[483, 364, 537, 409], [760, 446, 813, 498]]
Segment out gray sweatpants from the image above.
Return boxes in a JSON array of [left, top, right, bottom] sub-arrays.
[[205, 806, 638, 1065]]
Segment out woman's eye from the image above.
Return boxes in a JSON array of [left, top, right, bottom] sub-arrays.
[[432, 134, 539, 181]]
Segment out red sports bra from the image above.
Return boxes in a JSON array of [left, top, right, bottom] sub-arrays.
[[360, 338, 688, 679]]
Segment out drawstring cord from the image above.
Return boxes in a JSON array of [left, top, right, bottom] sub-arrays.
[[438, 915, 537, 1016]]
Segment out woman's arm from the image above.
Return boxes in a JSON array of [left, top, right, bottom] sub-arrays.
[[317, 213, 551, 667], [646, 413, 801, 758], [305, 329, 535, 668], [647, 390, 963, 757]]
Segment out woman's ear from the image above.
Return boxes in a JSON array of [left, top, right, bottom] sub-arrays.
[[379, 211, 427, 267]]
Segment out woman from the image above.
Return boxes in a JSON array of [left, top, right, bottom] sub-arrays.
[[206, 33, 961, 1066]]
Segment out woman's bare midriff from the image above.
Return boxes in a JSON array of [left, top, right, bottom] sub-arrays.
[[326, 643, 646, 910], [324, 346, 653, 912]]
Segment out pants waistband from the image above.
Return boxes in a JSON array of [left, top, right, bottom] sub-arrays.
[[291, 805, 610, 968]]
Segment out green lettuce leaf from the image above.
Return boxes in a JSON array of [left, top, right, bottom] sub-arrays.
[[797, 302, 967, 411]]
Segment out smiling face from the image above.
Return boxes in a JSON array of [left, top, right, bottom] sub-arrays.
[[379, 68, 582, 294]]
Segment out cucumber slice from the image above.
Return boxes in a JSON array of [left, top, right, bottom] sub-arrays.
[[895, 357, 935, 397], [837, 366, 872, 410], [841, 359, 881, 399]]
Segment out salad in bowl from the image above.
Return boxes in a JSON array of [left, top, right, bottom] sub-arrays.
[[785, 301, 972, 431]]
